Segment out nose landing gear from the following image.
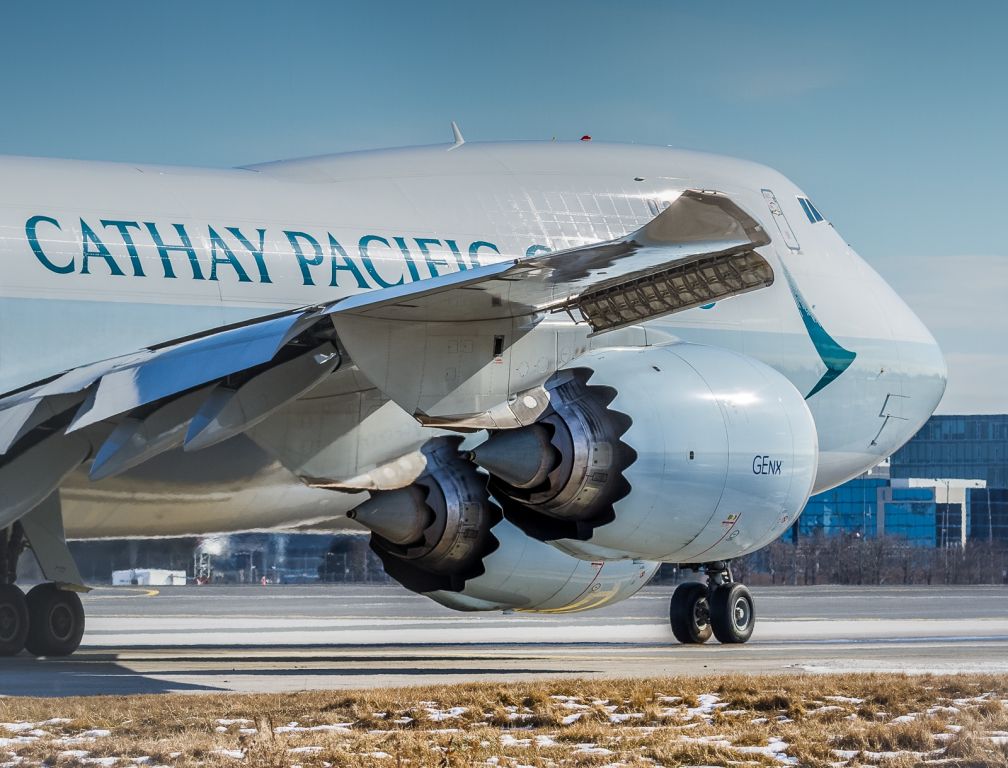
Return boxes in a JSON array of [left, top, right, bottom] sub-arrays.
[[669, 561, 755, 645]]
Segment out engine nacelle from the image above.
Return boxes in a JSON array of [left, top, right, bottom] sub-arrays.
[[474, 343, 818, 563], [347, 437, 658, 612]]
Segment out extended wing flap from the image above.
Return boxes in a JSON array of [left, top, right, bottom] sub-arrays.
[[68, 312, 309, 431]]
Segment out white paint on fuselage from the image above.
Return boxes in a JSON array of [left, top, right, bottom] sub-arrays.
[[0, 142, 946, 537]]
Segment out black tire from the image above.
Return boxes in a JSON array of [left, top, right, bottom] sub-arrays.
[[0, 585, 29, 656], [669, 581, 712, 644], [24, 584, 85, 657], [710, 582, 755, 644]]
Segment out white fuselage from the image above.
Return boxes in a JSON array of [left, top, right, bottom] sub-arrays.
[[0, 142, 946, 538]]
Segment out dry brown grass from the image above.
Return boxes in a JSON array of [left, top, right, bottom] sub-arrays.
[[0, 673, 1006, 766]]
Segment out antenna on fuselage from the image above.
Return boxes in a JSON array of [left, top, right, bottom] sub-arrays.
[[448, 121, 465, 150]]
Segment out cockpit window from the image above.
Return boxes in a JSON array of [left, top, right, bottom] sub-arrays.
[[797, 196, 824, 223]]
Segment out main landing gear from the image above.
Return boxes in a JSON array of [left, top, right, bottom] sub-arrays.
[[1, 496, 88, 657], [669, 561, 755, 645]]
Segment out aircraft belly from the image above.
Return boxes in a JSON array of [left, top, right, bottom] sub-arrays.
[[59, 434, 365, 538]]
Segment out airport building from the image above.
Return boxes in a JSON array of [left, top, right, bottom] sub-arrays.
[[890, 414, 1008, 488], [796, 414, 1008, 547]]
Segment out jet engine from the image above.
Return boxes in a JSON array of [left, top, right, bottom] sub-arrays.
[[347, 438, 658, 612], [471, 343, 819, 563]]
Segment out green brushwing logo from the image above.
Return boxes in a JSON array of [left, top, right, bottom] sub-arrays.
[[780, 265, 856, 399]]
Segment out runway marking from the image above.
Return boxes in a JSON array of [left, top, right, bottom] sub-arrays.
[[84, 588, 160, 600]]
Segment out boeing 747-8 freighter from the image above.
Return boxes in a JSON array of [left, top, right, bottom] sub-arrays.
[[0, 132, 945, 656]]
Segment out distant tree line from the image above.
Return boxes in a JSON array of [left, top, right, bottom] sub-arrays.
[[26, 530, 1008, 587], [654, 533, 1008, 586]]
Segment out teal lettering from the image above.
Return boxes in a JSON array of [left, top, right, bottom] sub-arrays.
[[80, 219, 125, 276], [101, 220, 145, 276], [328, 235, 369, 289], [392, 236, 421, 282], [144, 222, 203, 280], [25, 215, 72, 274], [415, 237, 449, 278], [358, 235, 404, 288], [226, 226, 272, 284], [468, 240, 500, 267], [208, 226, 252, 282], [525, 244, 551, 258], [445, 239, 467, 270], [285, 231, 323, 286]]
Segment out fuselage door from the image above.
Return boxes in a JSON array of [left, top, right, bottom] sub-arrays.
[[761, 189, 800, 251]]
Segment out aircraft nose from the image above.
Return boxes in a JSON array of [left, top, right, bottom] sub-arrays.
[[898, 307, 947, 424]]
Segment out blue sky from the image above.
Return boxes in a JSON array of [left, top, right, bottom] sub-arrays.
[[1, 1, 1003, 412]]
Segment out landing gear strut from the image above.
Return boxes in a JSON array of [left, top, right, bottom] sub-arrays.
[[669, 561, 755, 645]]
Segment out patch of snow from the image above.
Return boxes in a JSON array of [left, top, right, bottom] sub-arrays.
[[928, 705, 960, 715], [680, 735, 732, 747], [217, 719, 252, 726], [500, 734, 530, 747], [685, 694, 724, 720], [213, 749, 245, 759], [737, 738, 797, 765], [426, 706, 467, 721], [80, 729, 112, 738], [535, 735, 557, 747], [824, 695, 864, 705], [290, 746, 323, 754], [0, 725, 34, 734], [891, 714, 917, 723], [952, 693, 992, 706], [609, 712, 644, 723], [574, 743, 613, 755], [274, 723, 352, 733], [81, 758, 119, 766], [561, 713, 582, 725]]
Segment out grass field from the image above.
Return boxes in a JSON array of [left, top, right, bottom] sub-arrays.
[[1, 674, 1006, 767]]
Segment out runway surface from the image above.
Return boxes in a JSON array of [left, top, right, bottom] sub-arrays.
[[2, 583, 1007, 696]]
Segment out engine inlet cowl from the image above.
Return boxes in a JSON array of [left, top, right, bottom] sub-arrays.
[[470, 343, 819, 562]]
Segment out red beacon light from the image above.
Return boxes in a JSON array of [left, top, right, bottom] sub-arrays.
[[580, 135, 592, 141]]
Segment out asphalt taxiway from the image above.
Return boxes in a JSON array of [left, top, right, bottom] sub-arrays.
[[2, 583, 1006, 696]]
